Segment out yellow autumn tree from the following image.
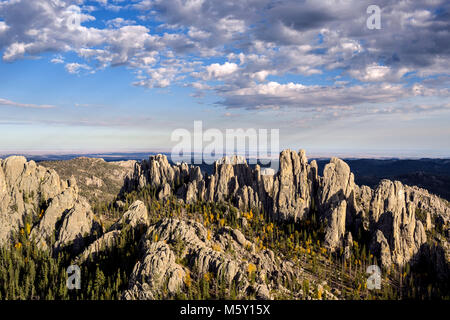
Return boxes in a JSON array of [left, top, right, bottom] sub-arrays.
[[204, 272, 211, 282], [317, 286, 323, 300], [247, 263, 257, 277], [184, 272, 192, 288]]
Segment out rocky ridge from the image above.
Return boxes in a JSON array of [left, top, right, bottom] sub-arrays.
[[124, 150, 449, 271], [123, 216, 319, 300], [0, 156, 102, 254], [1, 150, 449, 300]]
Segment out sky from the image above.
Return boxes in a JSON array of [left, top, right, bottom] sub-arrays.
[[0, 0, 449, 157]]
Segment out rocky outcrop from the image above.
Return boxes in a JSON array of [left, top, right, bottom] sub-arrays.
[[76, 200, 150, 263], [323, 200, 347, 251], [343, 232, 353, 260], [0, 156, 76, 245], [1, 150, 444, 279], [2, 150, 448, 299], [75, 230, 121, 264], [271, 150, 317, 221], [30, 183, 79, 249], [126, 150, 318, 222], [53, 198, 102, 254], [319, 157, 356, 211], [124, 241, 187, 299], [371, 230, 392, 269], [157, 183, 172, 200], [111, 200, 149, 230], [0, 156, 101, 256], [125, 150, 449, 270], [368, 180, 427, 267], [318, 157, 362, 252], [405, 185, 450, 227], [124, 217, 314, 300]]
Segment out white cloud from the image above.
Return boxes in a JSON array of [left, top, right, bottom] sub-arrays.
[[133, 67, 177, 88], [2, 42, 28, 62], [250, 70, 270, 82], [51, 55, 64, 64], [204, 62, 239, 80], [0, 20, 8, 34], [349, 64, 411, 82], [216, 16, 246, 37], [106, 17, 135, 28], [0, 0, 449, 118], [217, 81, 412, 111], [187, 27, 211, 41], [0, 98, 56, 109], [190, 82, 211, 90], [65, 62, 91, 74]]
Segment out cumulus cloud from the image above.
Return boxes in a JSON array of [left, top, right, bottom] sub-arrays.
[[51, 54, 64, 64], [349, 64, 410, 82], [65, 62, 91, 74], [215, 81, 414, 111], [106, 17, 136, 28], [204, 62, 239, 80], [2, 42, 28, 61], [0, 0, 449, 116]]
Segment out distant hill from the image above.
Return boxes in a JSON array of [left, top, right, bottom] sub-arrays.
[[40, 157, 136, 204]]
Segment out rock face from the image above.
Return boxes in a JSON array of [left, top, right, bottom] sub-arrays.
[[76, 200, 150, 263], [317, 157, 360, 252], [30, 183, 79, 249], [125, 150, 450, 270], [323, 200, 347, 251], [124, 241, 187, 299], [368, 180, 427, 267], [124, 217, 308, 300], [53, 198, 102, 254], [75, 230, 121, 264], [272, 150, 317, 222], [0, 156, 101, 253], [125, 150, 319, 222], [0, 156, 68, 245], [111, 200, 149, 230]]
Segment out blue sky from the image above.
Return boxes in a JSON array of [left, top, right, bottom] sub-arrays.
[[0, 0, 449, 157]]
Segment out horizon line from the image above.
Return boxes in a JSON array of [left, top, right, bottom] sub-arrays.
[[1, 149, 450, 160]]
